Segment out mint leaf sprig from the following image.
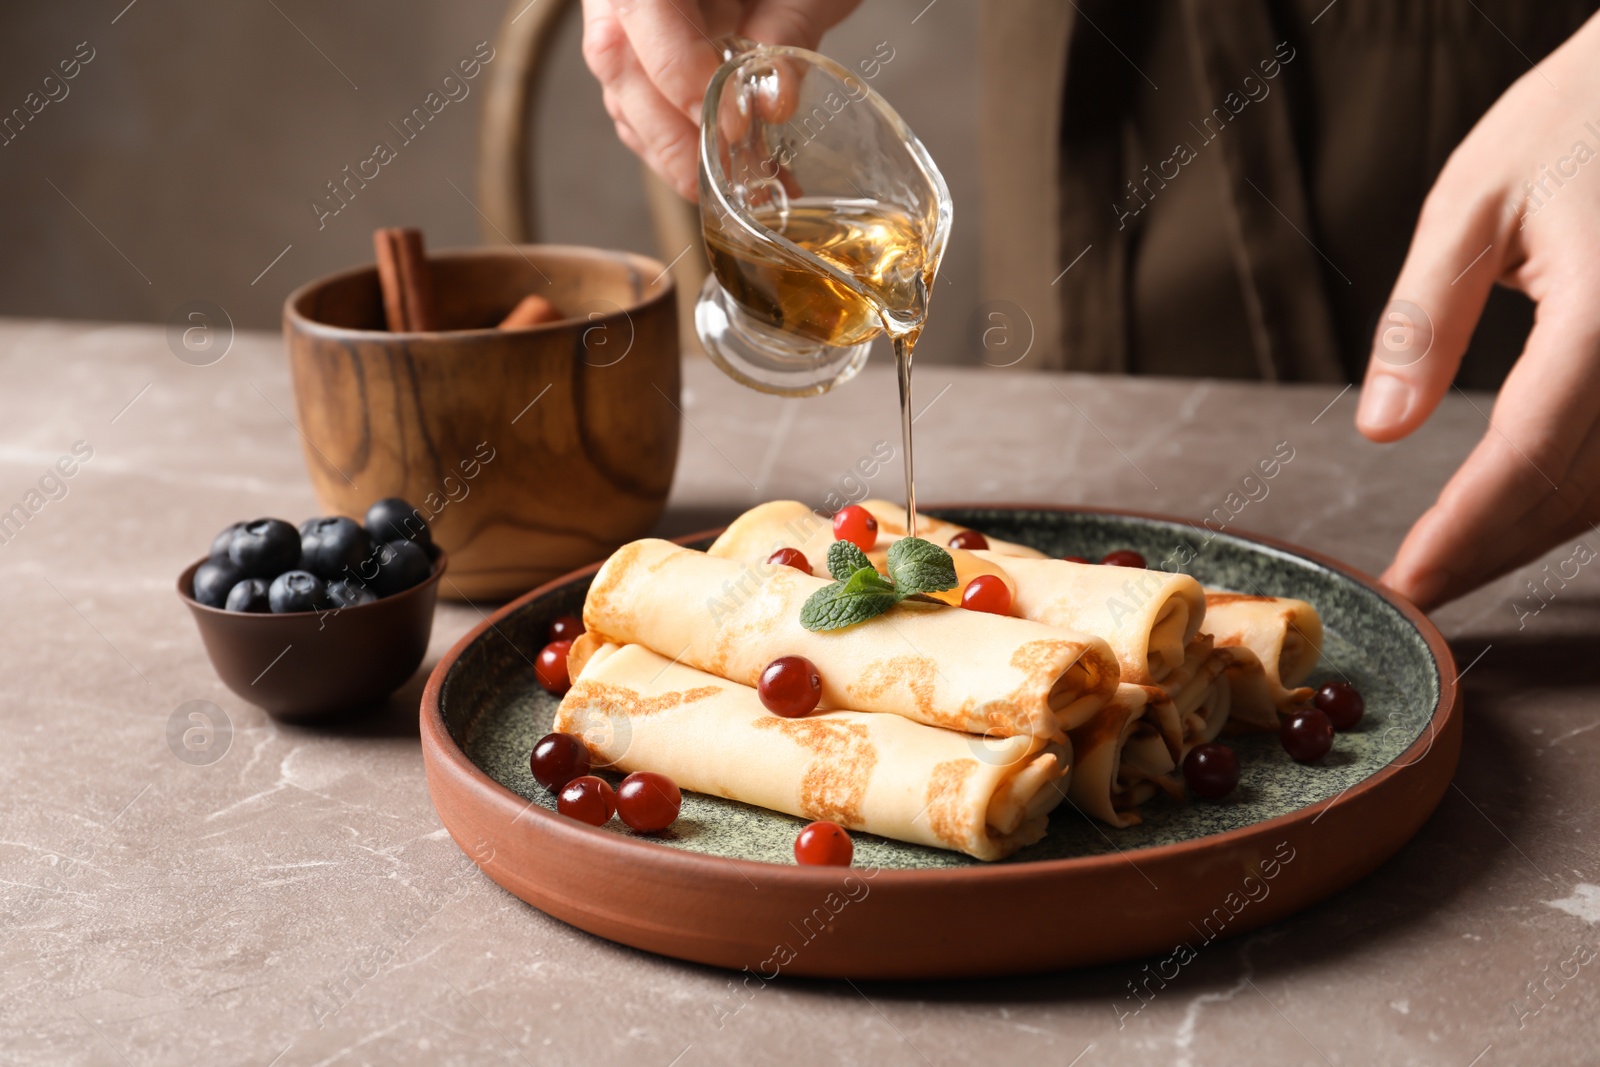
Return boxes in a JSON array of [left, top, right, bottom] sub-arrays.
[[799, 537, 958, 631]]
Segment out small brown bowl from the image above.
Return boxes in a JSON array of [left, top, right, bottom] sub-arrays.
[[177, 553, 446, 722]]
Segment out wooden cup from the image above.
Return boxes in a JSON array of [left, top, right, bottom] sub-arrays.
[[284, 245, 680, 601]]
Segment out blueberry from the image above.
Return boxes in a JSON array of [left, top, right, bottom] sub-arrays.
[[268, 570, 332, 613], [365, 497, 432, 549], [229, 518, 301, 578], [372, 539, 432, 596], [193, 559, 244, 608], [327, 579, 378, 609], [209, 522, 245, 561], [225, 578, 271, 613], [300, 516, 372, 581]]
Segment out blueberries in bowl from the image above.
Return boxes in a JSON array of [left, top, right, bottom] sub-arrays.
[[372, 540, 431, 596], [269, 570, 333, 614], [327, 579, 378, 609], [366, 497, 432, 550], [300, 517, 372, 581], [210, 522, 245, 561], [229, 519, 301, 578], [188, 499, 439, 613], [225, 578, 272, 613], [193, 559, 245, 608]]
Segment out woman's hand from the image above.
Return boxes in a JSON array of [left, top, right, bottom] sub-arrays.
[[1358, 12, 1600, 611], [581, 0, 860, 200]]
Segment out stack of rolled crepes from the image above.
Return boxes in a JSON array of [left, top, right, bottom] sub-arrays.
[[699, 501, 1326, 833], [555, 537, 1120, 860]]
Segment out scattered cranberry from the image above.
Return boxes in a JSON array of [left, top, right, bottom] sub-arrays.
[[547, 615, 585, 642], [1281, 708, 1335, 763], [1062, 555, 1091, 564], [960, 574, 1012, 615], [1314, 681, 1365, 730], [766, 547, 812, 575], [832, 505, 878, 551], [557, 775, 616, 826], [1101, 549, 1147, 568], [794, 821, 853, 866], [758, 656, 822, 718], [948, 530, 988, 551], [530, 732, 591, 792], [616, 771, 682, 832], [1182, 743, 1239, 799], [536, 639, 574, 694]]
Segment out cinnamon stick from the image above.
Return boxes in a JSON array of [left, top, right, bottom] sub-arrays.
[[499, 294, 564, 329], [372, 228, 438, 332]]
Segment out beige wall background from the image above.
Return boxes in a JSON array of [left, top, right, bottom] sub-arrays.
[[0, 0, 982, 365]]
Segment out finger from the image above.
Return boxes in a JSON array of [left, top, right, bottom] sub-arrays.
[[603, 61, 703, 199], [1384, 420, 1600, 609], [1355, 184, 1505, 443], [612, 0, 724, 121], [1382, 304, 1600, 607], [581, 0, 633, 89]]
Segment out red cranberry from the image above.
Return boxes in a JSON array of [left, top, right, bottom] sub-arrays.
[[832, 506, 878, 551], [758, 656, 822, 717], [766, 547, 812, 575], [1314, 681, 1364, 730], [530, 732, 591, 791], [557, 775, 615, 826], [1101, 550, 1147, 568], [794, 821, 853, 866], [960, 574, 1011, 615], [1182, 743, 1239, 799], [948, 530, 988, 551], [547, 615, 585, 642], [1281, 709, 1335, 763], [535, 640, 574, 694], [616, 771, 682, 832]]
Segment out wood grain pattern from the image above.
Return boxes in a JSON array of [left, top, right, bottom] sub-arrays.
[[285, 245, 680, 601]]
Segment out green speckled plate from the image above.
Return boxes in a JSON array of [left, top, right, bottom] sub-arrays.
[[421, 507, 1460, 978]]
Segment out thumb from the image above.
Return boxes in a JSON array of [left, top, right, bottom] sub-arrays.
[[1355, 188, 1504, 443]]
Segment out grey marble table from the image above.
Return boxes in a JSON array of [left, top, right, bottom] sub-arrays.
[[2, 318, 1596, 1067]]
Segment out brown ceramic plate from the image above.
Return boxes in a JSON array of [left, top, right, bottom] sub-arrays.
[[419, 506, 1459, 978]]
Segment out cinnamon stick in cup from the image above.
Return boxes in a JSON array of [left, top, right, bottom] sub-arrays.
[[499, 294, 564, 329], [373, 228, 439, 332]]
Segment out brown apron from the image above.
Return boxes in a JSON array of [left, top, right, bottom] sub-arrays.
[[991, 0, 1596, 386]]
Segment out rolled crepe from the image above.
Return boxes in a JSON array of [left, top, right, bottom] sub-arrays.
[[557, 642, 1071, 860], [1161, 634, 1233, 755], [1203, 593, 1321, 721], [859, 499, 1048, 558], [972, 551, 1205, 686], [1067, 684, 1182, 828], [583, 539, 1119, 740], [706, 500, 837, 572], [708, 500, 1017, 606], [709, 505, 1203, 686]]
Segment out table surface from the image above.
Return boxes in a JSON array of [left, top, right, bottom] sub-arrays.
[[2, 317, 1596, 1067]]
